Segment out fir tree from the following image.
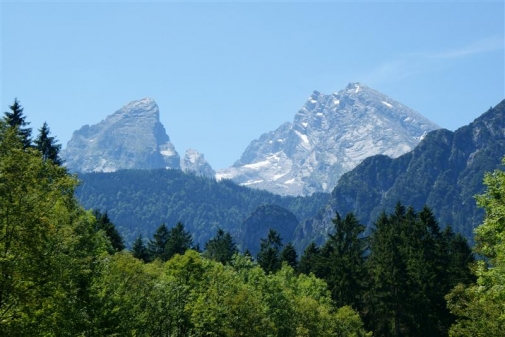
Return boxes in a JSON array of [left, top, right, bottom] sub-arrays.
[[203, 228, 238, 265], [4, 98, 32, 148], [35, 122, 62, 165], [256, 229, 283, 274], [93, 210, 125, 253], [298, 241, 321, 276], [147, 223, 170, 261], [165, 222, 193, 260], [280, 242, 298, 270], [320, 212, 366, 309], [131, 234, 149, 262]]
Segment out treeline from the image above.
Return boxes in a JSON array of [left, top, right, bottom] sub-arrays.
[[76, 168, 330, 247], [2, 99, 504, 336], [0, 100, 368, 336]]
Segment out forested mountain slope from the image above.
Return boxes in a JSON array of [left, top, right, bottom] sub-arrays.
[[296, 99, 505, 245], [76, 169, 329, 247]]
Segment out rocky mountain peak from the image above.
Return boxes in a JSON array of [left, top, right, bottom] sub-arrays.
[[62, 98, 180, 173], [181, 149, 216, 178], [217, 83, 440, 196]]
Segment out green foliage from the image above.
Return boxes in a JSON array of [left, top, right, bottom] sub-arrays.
[[446, 158, 505, 336], [3, 98, 32, 148], [75, 169, 330, 248], [257, 229, 283, 274], [93, 209, 125, 253], [319, 212, 367, 309], [131, 234, 149, 262], [0, 120, 107, 335], [34, 121, 62, 165], [280, 242, 298, 270], [365, 203, 474, 337], [203, 228, 238, 265]]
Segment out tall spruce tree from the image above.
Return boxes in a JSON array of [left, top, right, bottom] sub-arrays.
[[280, 242, 298, 270], [35, 122, 62, 165], [320, 212, 366, 310], [4, 98, 32, 148], [203, 228, 238, 265], [131, 234, 149, 262], [147, 223, 171, 261], [165, 222, 193, 260], [257, 229, 283, 274], [298, 241, 322, 276], [93, 210, 125, 253]]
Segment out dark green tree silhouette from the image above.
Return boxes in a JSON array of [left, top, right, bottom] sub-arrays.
[[4, 98, 32, 148], [320, 212, 366, 309], [298, 241, 322, 276], [93, 210, 125, 253], [257, 229, 283, 274], [131, 234, 149, 262], [35, 122, 62, 165], [203, 228, 238, 265], [165, 222, 193, 260], [147, 223, 170, 261], [280, 242, 298, 270]]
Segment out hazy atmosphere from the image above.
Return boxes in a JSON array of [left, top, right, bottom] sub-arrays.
[[2, 0, 504, 169]]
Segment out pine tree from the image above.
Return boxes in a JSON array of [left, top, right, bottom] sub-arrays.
[[203, 228, 238, 265], [320, 212, 366, 309], [4, 98, 32, 148], [93, 210, 125, 253], [298, 242, 321, 276], [256, 229, 283, 274], [165, 222, 193, 260], [35, 122, 62, 165], [147, 223, 170, 261], [131, 234, 149, 262], [280, 242, 298, 270]]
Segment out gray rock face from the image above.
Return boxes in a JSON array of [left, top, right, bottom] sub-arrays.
[[181, 149, 216, 178], [62, 98, 180, 172], [217, 83, 440, 196]]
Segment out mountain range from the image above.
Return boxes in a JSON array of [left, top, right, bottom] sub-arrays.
[[217, 83, 440, 195], [72, 94, 504, 252], [63, 83, 439, 195]]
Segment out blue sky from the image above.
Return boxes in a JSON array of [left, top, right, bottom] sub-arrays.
[[1, 1, 504, 170]]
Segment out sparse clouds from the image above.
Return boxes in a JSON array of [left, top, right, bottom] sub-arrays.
[[429, 36, 504, 59], [363, 36, 504, 85]]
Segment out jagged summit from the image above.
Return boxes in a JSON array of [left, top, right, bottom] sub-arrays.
[[217, 83, 440, 196], [181, 149, 216, 178], [62, 98, 180, 173]]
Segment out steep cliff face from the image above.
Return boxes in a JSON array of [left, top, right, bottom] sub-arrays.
[[62, 98, 180, 173], [217, 83, 439, 196]]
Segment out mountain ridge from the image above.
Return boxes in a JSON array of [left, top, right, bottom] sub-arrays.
[[295, 99, 505, 246], [217, 83, 440, 196]]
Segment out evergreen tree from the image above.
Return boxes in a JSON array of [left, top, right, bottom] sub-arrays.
[[203, 228, 238, 265], [165, 222, 193, 260], [365, 206, 410, 337], [320, 212, 366, 309], [256, 229, 283, 273], [298, 241, 321, 276], [93, 210, 125, 253], [131, 234, 149, 262], [3, 98, 32, 148], [280, 242, 298, 270], [35, 122, 62, 165], [147, 223, 170, 261]]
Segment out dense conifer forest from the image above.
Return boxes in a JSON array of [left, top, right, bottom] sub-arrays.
[[2, 99, 504, 336]]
